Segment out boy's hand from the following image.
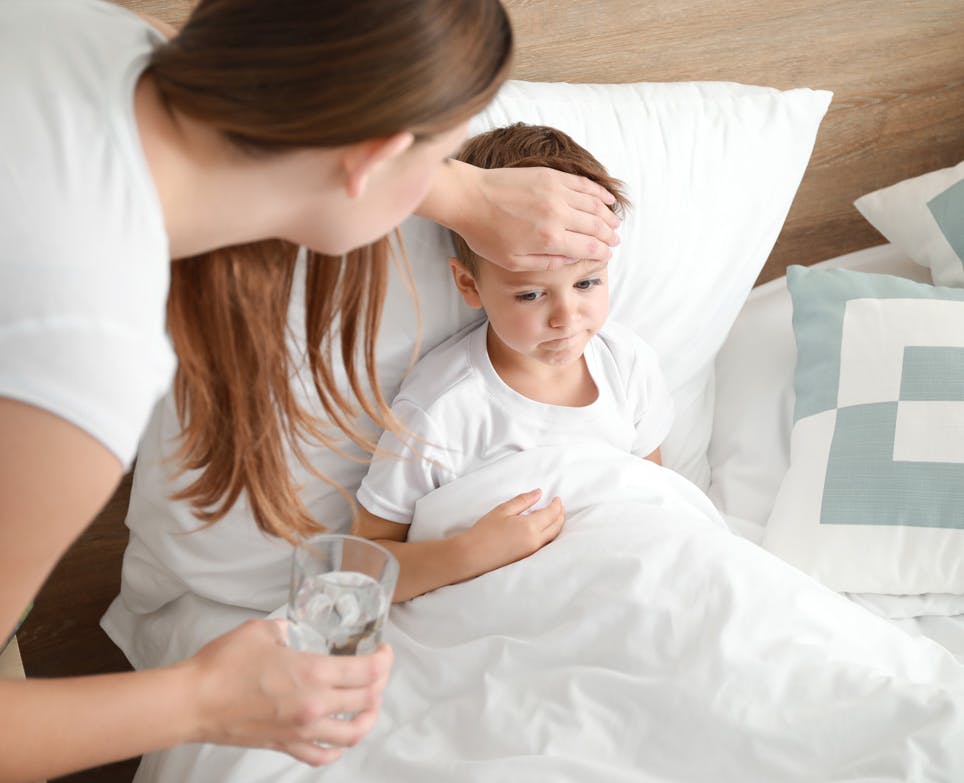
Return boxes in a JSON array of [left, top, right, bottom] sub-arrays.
[[462, 489, 565, 574]]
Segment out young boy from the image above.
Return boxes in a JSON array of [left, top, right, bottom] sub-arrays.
[[354, 123, 674, 601]]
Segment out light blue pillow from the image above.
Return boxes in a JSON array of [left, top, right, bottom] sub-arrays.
[[855, 161, 964, 288], [762, 265, 964, 595]]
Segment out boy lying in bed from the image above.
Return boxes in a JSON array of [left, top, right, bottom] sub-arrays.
[[353, 123, 673, 601]]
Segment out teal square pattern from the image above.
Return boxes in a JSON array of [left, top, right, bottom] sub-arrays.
[[787, 266, 964, 530], [787, 266, 964, 422], [820, 345, 964, 528], [927, 178, 964, 271]]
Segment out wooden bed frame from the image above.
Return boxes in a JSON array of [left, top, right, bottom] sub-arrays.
[[18, 2, 963, 781]]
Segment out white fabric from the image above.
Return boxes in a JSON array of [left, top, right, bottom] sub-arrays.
[[130, 443, 964, 783], [893, 401, 964, 463], [108, 78, 831, 638], [855, 161, 964, 288], [838, 298, 964, 406], [0, 0, 174, 467], [357, 320, 673, 525]]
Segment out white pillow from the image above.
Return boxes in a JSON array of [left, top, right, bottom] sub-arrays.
[[855, 161, 964, 288], [107, 80, 831, 627], [761, 265, 964, 595]]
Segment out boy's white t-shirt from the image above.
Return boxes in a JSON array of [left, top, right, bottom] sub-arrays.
[[357, 320, 674, 525], [0, 0, 174, 467]]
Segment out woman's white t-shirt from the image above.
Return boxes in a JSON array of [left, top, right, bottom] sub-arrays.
[[0, 0, 174, 467], [357, 320, 675, 525]]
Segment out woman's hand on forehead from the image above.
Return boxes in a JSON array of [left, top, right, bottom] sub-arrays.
[[422, 162, 621, 272]]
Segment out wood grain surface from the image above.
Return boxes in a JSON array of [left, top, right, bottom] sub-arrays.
[[18, 2, 963, 781]]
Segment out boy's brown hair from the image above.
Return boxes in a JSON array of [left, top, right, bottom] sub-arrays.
[[451, 123, 630, 276]]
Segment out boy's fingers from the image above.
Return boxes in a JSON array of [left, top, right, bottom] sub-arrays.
[[499, 488, 542, 515], [527, 497, 562, 530], [539, 498, 565, 532]]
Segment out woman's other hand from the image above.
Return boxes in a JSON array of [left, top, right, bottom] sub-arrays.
[[419, 159, 621, 271], [185, 619, 393, 766]]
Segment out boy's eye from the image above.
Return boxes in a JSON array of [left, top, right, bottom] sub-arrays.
[[515, 291, 542, 302], [575, 278, 602, 290]]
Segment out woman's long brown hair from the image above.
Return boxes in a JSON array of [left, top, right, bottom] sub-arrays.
[[154, 0, 512, 540]]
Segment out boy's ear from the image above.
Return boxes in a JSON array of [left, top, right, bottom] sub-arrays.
[[342, 132, 415, 199], [449, 257, 483, 309]]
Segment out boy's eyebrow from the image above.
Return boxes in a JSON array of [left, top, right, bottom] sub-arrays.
[[501, 259, 610, 288], [576, 259, 609, 275]]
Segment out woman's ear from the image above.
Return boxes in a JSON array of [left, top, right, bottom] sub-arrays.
[[449, 258, 483, 309], [342, 132, 415, 199]]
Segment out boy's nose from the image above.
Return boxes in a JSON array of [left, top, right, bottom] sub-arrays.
[[548, 296, 580, 328]]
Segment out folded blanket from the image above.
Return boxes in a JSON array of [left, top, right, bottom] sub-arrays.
[[136, 443, 964, 782]]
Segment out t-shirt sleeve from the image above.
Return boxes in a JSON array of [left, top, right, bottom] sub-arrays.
[[627, 338, 675, 458], [356, 398, 452, 525], [0, 320, 174, 468]]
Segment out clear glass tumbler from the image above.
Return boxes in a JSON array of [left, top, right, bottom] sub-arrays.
[[287, 534, 398, 657]]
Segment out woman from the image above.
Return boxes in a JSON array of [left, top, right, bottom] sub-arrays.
[[0, 0, 620, 779]]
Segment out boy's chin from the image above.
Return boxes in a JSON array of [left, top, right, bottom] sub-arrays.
[[533, 344, 586, 367]]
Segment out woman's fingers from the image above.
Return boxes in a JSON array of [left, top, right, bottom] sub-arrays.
[[285, 742, 344, 767], [563, 188, 621, 230], [301, 706, 381, 750], [303, 644, 392, 688], [562, 207, 621, 249], [563, 171, 617, 207]]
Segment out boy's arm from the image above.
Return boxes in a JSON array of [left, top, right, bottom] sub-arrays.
[[644, 447, 662, 466], [352, 491, 565, 603], [352, 507, 476, 603]]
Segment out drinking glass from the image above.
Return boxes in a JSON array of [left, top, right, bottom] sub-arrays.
[[287, 534, 398, 657]]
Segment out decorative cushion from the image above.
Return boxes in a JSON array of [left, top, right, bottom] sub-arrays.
[[855, 161, 964, 288], [762, 265, 964, 595]]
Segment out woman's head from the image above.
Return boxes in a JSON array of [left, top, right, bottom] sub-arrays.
[[161, 0, 512, 540], [151, 0, 511, 151]]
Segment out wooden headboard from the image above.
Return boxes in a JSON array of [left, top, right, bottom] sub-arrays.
[[18, 3, 963, 781]]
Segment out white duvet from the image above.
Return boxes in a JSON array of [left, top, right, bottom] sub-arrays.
[[135, 443, 964, 782]]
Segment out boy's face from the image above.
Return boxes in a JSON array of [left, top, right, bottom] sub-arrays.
[[450, 257, 610, 368]]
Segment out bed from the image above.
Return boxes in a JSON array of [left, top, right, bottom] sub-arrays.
[[15, 1, 964, 782]]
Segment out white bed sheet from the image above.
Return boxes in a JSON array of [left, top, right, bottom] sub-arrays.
[[101, 242, 964, 781], [707, 242, 964, 659], [123, 443, 964, 782]]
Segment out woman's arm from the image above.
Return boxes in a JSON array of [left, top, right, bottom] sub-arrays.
[[417, 159, 621, 271], [0, 399, 391, 781], [352, 489, 565, 603]]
